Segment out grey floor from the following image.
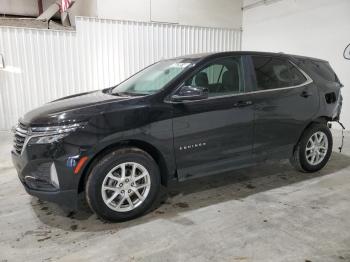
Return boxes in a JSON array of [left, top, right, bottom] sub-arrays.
[[0, 130, 349, 262]]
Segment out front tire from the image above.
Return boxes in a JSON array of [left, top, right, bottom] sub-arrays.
[[85, 148, 160, 222], [290, 123, 333, 172]]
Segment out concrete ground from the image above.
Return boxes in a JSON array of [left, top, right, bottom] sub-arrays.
[[0, 130, 349, 262]]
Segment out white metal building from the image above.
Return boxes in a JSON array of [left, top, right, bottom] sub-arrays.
[[1, 0, 349, 130], [0, 1, 350, 260]]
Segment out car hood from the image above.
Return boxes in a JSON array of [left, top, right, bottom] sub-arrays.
[[21, 90, 131, 126]]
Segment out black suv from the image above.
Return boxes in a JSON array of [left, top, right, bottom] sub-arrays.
[[12, 52, 343, 221]]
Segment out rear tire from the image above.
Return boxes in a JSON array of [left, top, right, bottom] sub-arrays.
[[85, 147, 160, 222], [290, 123, 333, 172]]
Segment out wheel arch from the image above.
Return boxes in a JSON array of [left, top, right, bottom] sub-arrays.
[[78, 139, 170, 193], [293, 116, 332, 153]]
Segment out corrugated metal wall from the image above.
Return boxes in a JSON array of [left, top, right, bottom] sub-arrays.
[[0, 28, 78, 130], [0, 17, 241, 130]]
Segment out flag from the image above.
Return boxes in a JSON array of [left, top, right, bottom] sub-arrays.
[[60, 0, 71, 12]]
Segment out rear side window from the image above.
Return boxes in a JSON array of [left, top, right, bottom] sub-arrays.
[[252, 56, 307, 90], [302, 59, 340, 84]]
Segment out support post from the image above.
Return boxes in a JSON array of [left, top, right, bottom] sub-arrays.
[[38, 0, 44, 15]]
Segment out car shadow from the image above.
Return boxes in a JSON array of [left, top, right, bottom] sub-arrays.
[[31, 152, 350, 232]]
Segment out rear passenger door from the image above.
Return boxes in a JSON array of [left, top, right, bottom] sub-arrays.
[[249, 55, 319, 161]]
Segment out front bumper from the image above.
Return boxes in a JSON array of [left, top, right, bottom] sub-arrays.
[[21, 179, 77, 209], [11, 138, 86, 209]]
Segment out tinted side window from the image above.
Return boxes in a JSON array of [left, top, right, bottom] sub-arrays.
[[252, 56, 307, 90], [185, 57, 244, 97], [302, 59, 340, 84]]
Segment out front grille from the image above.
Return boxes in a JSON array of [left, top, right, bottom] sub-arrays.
[[18, 122, 28, 130], [13, 122, 29, 154]]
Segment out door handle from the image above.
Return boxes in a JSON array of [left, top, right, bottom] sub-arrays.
[[233, 100, 253, 107], [300, 91, 312, 98]]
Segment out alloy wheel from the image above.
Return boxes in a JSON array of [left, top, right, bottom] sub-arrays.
[[101, 162, 151, 212], [305, 131, 329, 166]]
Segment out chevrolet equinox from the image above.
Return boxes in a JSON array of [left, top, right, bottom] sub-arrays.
[[12, 52, 343, 221]]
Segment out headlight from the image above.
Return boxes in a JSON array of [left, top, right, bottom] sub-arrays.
[[29, 133, 69, 144], [28, 123, 86, 144], [30, 123, 84, 134]]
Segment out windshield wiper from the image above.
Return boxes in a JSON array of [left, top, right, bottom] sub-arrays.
[[110, 91, 145, 97], [111, 92, 126, 96]]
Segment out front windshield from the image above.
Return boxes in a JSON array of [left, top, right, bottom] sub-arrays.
[[111, 59, 192, 95]]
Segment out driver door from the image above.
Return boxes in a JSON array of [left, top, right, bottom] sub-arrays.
[[171, 56, 255, 181]]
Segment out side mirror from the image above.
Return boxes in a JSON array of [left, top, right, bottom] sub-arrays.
[[171, 86, 209, 102]]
